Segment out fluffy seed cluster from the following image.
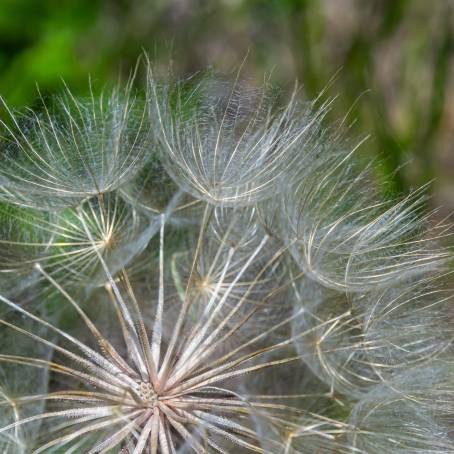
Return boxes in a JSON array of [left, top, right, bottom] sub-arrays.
[[0, 64, 452, 453]]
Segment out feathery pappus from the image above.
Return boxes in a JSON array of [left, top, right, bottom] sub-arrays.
[[0, 62, 452, 453]]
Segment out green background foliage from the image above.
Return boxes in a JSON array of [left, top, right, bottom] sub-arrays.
[[0, 0, 453, 206]]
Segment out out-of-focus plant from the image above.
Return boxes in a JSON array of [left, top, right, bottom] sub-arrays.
[[0, 62, 452, 452]]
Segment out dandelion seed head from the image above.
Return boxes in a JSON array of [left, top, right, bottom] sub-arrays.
[[358, 274, 454, 375], [283, 146, 450, 291], [0, 63, 453, 453], [148, 68, 326, 208], [0, 193, 159, 289], [0, 81, 151, 210], [292, 279, 381, 398], [348, 380, 454, 453], [0, 211, 308, 452]]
